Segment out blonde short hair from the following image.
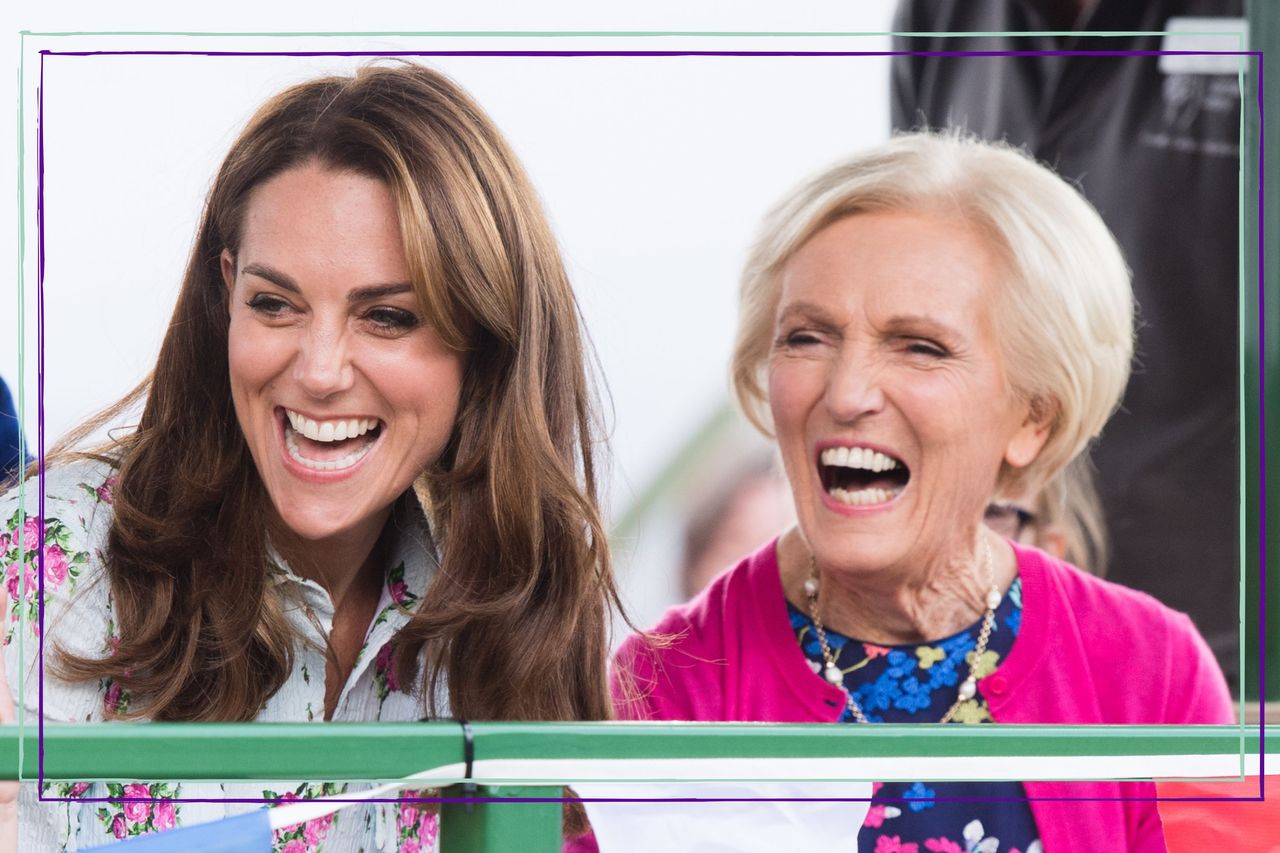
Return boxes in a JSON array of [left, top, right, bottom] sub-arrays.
[[731, 132, 1134, 496]]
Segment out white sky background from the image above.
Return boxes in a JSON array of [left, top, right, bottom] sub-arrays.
[[3, 4, 897, 629]]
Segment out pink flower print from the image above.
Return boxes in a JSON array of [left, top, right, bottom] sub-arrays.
[[154, 800, 177, 831], [864, 805, 888, 828], [22, 517, 40, 552], [300, 813, 331, 847], [5, 562, 34, 602], [875, 836, 919, 853], [402, 838, 421, 853], [924, 839, 963, 853], [0, 532, 10, 553], [44, 544, 69, 587], [104, 681, 123, 715], [122, 783, 152, 823], [417, 811, 439, 844], [376, 643, 400, 693], [863, 643, 891, 659], [398, 801, 419, 830], [97, 476, 117, 504], [111, 813, 128, 839], [282, 840, 306, 853], [69, 782, 90, 798], [389, 579, 409, 604]]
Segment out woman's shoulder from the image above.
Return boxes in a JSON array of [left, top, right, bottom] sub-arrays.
[[612, 541, 777, 721], [2, 459, 117, 703], [1, 457, 121, 527], [1, 458, 117, 608], [1016, 541, 1190, 632], [1013, 541, 1231, 722]]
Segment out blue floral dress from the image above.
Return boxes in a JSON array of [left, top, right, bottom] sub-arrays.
[[788, 578, 1043, 853]]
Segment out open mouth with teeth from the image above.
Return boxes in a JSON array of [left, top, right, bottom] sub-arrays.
[[818, 446, 911, 507], [281, 408, 383, 472]]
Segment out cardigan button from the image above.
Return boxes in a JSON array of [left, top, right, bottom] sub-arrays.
[[985, 675, 1008, 695]]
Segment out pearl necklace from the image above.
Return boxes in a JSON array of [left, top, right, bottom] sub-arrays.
[[803, 536, 1001, 724]]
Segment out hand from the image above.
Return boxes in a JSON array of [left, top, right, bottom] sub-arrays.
[[0, 594, 18, 853]]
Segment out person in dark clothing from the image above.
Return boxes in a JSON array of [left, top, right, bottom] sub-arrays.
[[891, 0, 1244, 691], [0, 379, 26, 483]]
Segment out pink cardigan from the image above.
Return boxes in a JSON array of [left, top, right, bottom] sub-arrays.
[[612, 539, 1233, 852]]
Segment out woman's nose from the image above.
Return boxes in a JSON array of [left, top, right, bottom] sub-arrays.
[[824, 349, 886, 423], [293, 324, 354, 398]]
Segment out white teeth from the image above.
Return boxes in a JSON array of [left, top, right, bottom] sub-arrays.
[[819, 446, 905, 506], [284, 410, 380, 443], [819, 447, 901, 472], [829, 486, 900, 506], [284, 425, 376, 471]]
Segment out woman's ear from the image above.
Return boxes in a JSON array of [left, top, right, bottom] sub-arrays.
[[1004, 396, 1054, 469], [220, 249, 237, 296]]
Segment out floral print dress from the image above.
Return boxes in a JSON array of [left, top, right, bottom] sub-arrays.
[[3, 460, 444, 852], [788, 578, 1043, 853]]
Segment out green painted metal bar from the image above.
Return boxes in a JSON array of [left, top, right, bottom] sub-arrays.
[[439, 785, 562, 853], [0, 723, 1273, 781]]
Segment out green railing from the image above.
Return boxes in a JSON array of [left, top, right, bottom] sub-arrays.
[[1, 723, 1274, 851], [0, 722, 1272, 780]]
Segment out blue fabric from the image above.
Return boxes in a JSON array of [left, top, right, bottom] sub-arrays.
[[0, 378, 26, 481], [789, 576, 1042, 853], [83, 810, 273, 852]]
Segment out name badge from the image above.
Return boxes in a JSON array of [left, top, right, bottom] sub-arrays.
[[1159, 17, 1248, 75]]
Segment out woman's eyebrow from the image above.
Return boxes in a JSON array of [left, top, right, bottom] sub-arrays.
[[776, 300, 839, 326], [239, 262, 413, 302], [882, 313, 966, 342], [348, 282, 414, 302], [241, 261, 299, 293]]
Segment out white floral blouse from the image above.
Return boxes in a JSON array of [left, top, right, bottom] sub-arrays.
[[2, 459, 445, 852]]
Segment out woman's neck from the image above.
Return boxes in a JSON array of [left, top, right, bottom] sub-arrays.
[[268, 507, 391, 608], [777, 527, 1017, 645]]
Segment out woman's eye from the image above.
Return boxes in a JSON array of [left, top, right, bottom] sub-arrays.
[[246, 294, 293, 316], [780, 330, 821, 348], [905, 340, 948, 358], [363, 307, 421, 334]]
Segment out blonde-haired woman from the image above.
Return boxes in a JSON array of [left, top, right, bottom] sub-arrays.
[[3, 62, 619, 849], [615, 133, 1231, 852]]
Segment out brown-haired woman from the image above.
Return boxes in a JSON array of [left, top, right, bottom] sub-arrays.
[[0, 62, 620, 850]]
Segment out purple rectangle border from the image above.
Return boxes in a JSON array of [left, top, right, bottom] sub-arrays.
[[27, 43, 1259, 804]]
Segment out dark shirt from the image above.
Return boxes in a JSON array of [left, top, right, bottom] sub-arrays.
[[891, 0, 1243, 690], [0, 378, 26, 482]]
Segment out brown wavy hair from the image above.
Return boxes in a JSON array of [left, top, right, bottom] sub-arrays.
[[54, 63, 623, 726]]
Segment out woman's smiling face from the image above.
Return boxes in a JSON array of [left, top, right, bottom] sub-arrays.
[[223, 162, 463, 550], [768, 210, 1049, 578]]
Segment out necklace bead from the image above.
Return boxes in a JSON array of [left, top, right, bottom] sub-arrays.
[[823, 664, 844, 685]]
